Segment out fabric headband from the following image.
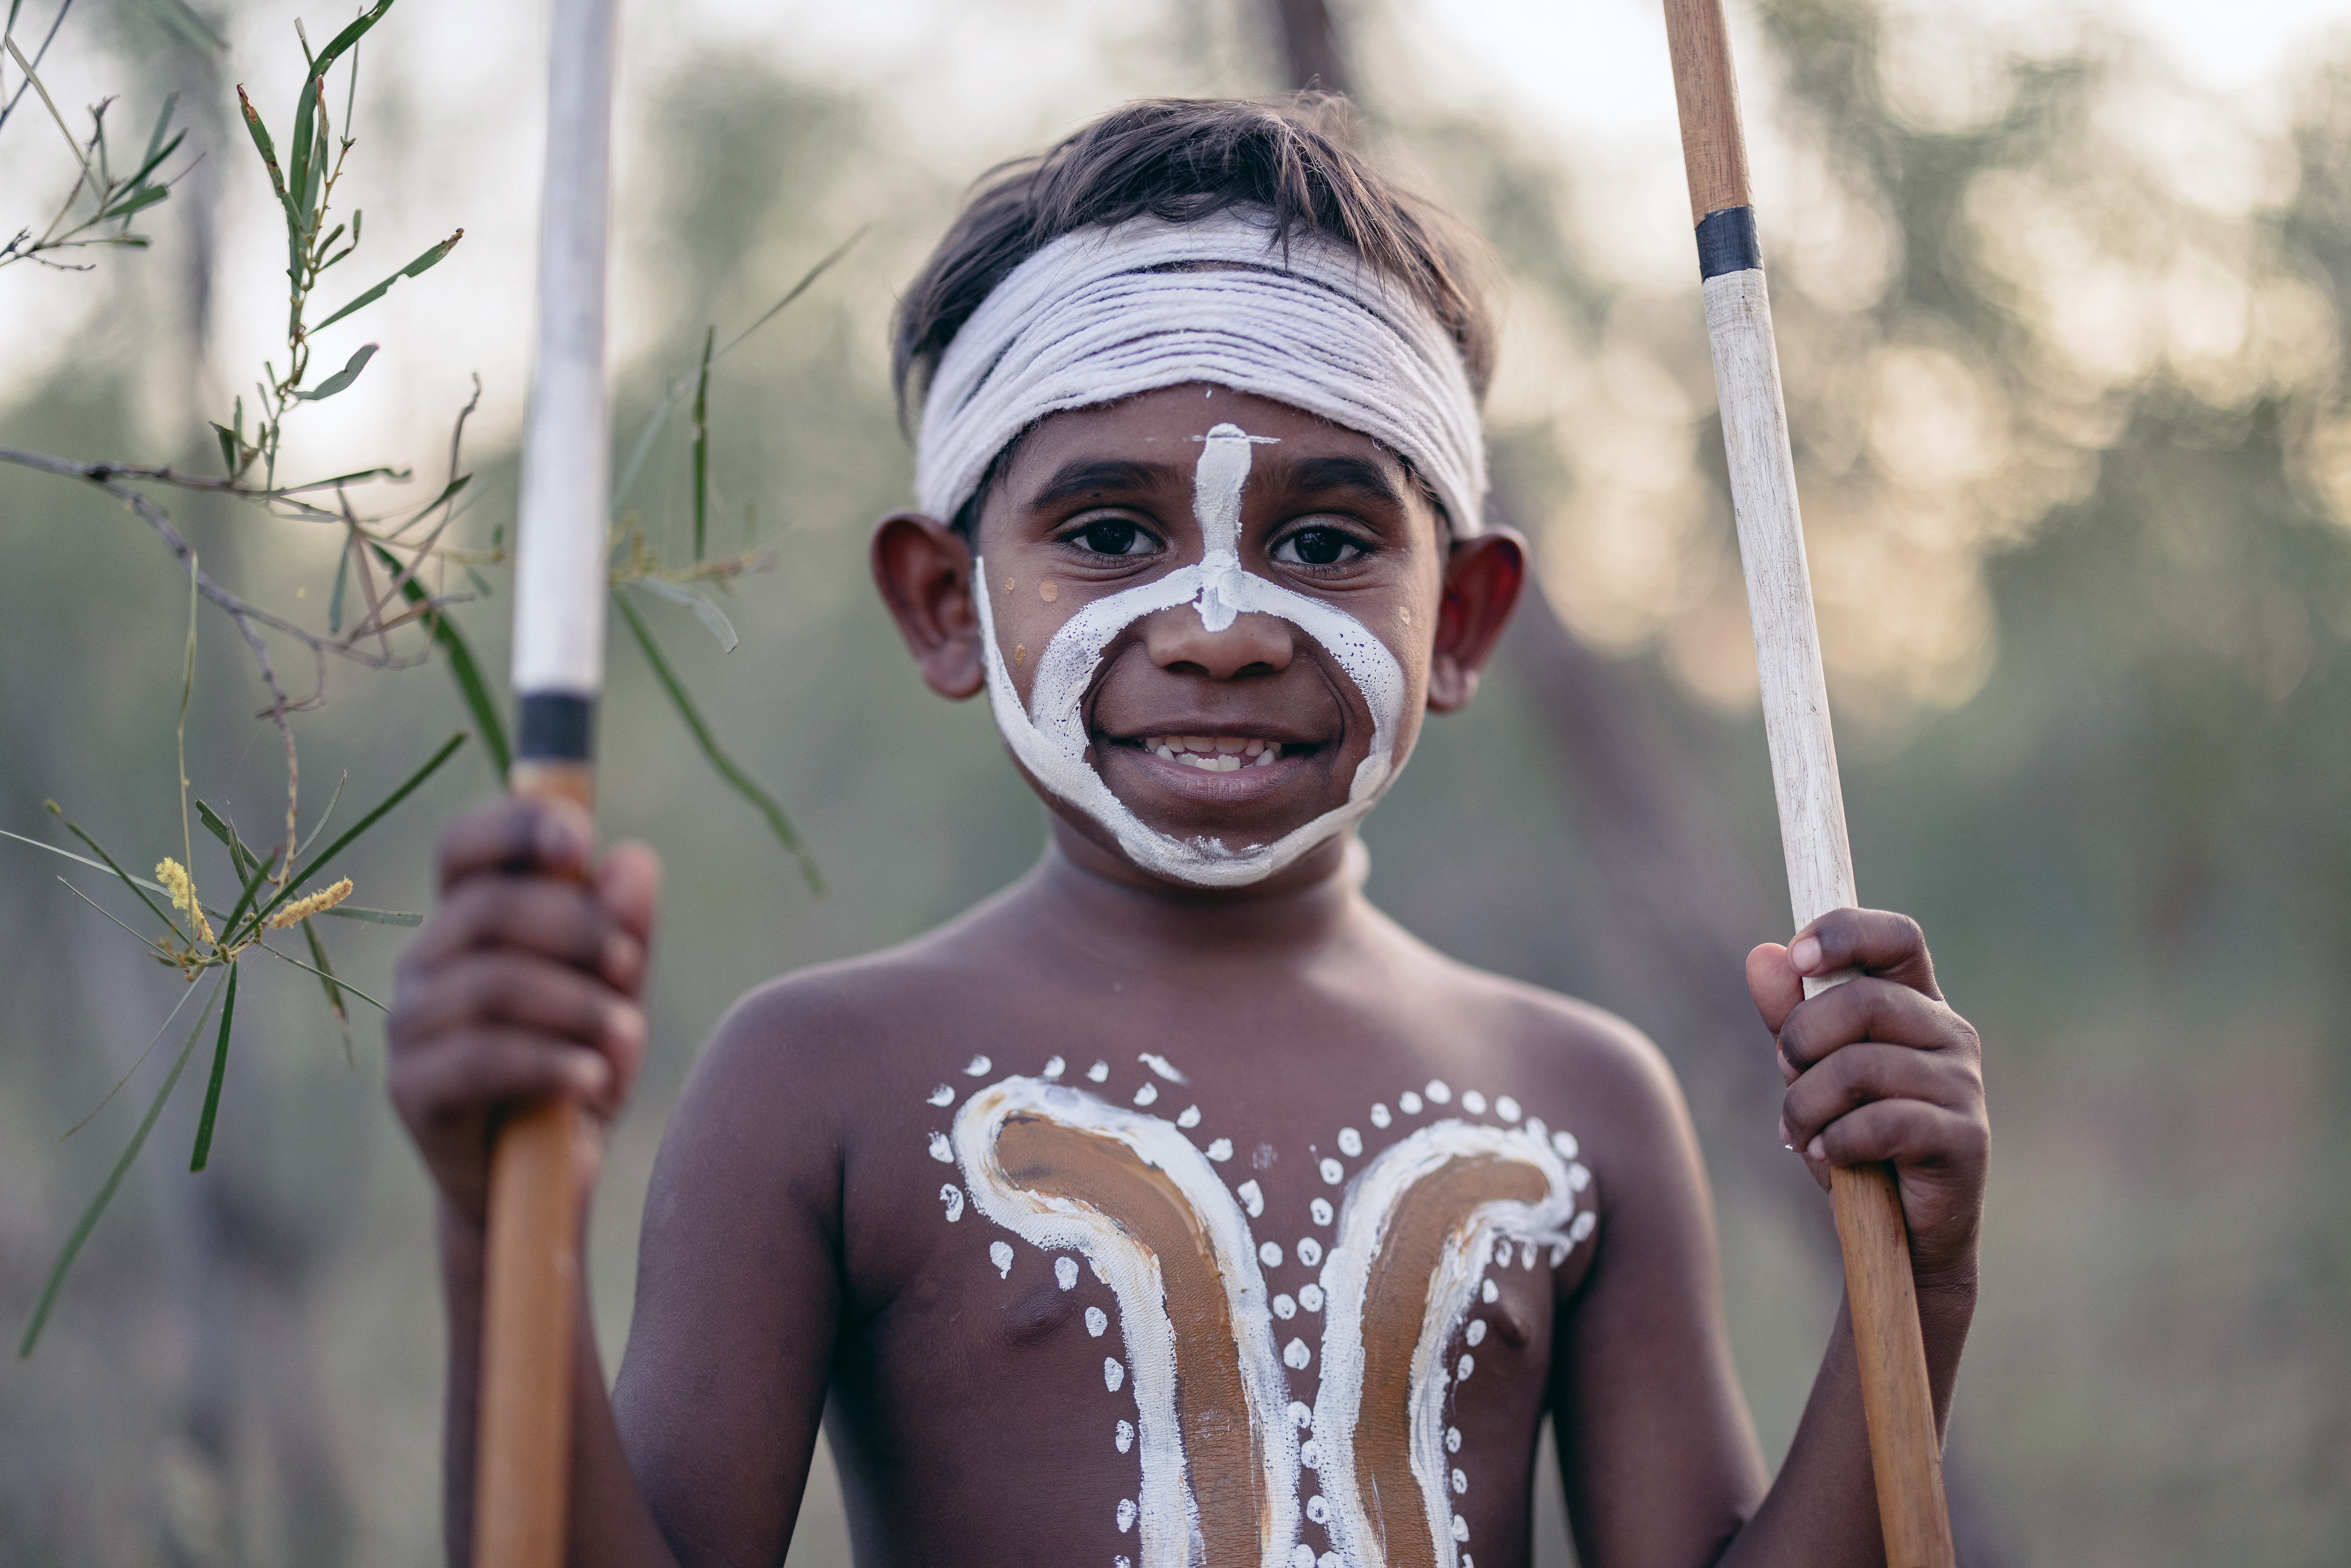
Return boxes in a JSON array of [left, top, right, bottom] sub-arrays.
[[913, 206, 1487, 535]]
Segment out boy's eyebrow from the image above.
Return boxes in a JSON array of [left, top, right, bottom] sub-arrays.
[[1265, 453, 1410, 509], [1023, 458, 1172, 510]]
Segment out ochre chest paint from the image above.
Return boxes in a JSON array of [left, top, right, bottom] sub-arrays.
[[937, 1060, 1596, 1568]]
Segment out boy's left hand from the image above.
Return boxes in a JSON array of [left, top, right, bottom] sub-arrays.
[[1746, 908, 1987, 1292]]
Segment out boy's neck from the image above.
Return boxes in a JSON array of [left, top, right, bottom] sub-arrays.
[[1022, 821, 1367, 966]]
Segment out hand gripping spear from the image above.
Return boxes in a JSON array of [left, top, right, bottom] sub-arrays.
[[475, 0, 619, 1563], [1658, 2, 1958, 1564]]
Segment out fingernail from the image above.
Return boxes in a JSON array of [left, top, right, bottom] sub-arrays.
[[1806, 1135, 1826, 1161], [1790, 936, 1823, 973], [537, 810, 584, 864], [572, 1054, 609, 1094], [1776, 1116, 1790, 1145]]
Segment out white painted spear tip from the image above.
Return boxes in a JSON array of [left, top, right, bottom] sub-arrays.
[[512, 0, 621, 700]]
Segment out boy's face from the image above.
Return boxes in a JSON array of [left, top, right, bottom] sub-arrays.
[[875, 383, 1523, 891]]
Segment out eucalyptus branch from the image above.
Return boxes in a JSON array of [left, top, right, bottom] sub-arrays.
[[0, 446, 439, 673], [1, 34, 194, 272]]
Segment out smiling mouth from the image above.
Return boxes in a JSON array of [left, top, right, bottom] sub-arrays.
[[1123, 734, 1303, 773]]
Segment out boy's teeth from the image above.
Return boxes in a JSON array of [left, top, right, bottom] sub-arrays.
[[1143, 734, 1284, 771]]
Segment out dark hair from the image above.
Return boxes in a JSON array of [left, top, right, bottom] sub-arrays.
[[892, 94, 1498, 445]]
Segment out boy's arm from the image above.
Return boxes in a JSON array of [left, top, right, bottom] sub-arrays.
[[391, 802, 842, 1567], [606, 990, 846, 1564], [1551, 908, 1986, 1568]]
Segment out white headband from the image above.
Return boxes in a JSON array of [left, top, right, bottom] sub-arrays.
[[913, 207, 1486, 534]]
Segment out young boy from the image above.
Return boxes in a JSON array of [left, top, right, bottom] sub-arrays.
[[389, 99, 1987, 1568]]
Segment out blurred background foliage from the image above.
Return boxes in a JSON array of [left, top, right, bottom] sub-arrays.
[[1, 0, 2345, 1563]]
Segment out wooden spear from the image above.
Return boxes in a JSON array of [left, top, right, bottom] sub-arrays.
[[1658, 3, 1957, 1563], [474, 0, 619, 1562]]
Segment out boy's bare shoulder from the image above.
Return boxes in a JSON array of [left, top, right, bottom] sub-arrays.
[[674, 919, 1019, 1120], [1386, 924, 1697, 1140]]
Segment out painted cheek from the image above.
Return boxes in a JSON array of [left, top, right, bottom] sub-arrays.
[[996, 584, 1089, 705]]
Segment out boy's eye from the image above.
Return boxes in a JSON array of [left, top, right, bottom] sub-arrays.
[[1273, 526, 1367, 568], [1066, 518, 1155, 558]]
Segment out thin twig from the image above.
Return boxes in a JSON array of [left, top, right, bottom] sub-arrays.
[[0, 447, 431, 689], [5, 35, 102, 236], [0, 0, 77, 135]]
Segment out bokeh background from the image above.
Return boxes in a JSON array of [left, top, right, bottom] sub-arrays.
[[3, 0, 2347, 1562]]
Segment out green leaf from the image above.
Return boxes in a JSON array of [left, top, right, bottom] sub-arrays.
[[312, 229, 462, 332], [611, 386, 681, 517], [0, 829, 144, 887], [328, 538, 351, 633], [713, 229, 867, 362], [285, 0, 386, 224], [93, 96, 114, 189], [129, 0, 225, 51], [294, 342, 378, 401], [369, 544, 509, 780], [213, 422, 238, 476], [19, 976, 225, 1358], [463, 566, 494, 599], [293, 772, 348, 865], [317, 903, 420, 928], [235, 85, 304, 264], [615, 592, 822, 893], [110, 129, 186, 206], [59, 975, 206, 1140], [140, 92, 182, 173], [188, 963, 239, 1171], [636, 577, 739, 653], [309, 0, 395, 76], [258, 938, 384, 1012], [98, 183, 170, 222], [0, 832, 250, 935], [44, 804, 180, 938], [255, 732, 468, 928], [117, 125, 185, 198], [289, 73, 319, 224], [195, 800, 261, 880], [692, 325, 714, 562], [279, 464, 409, 494], [383, 472, 470, 540], [212, 832, 288, 952], [298, 917, 350, 1058]]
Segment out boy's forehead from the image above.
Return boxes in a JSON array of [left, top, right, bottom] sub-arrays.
[[1008, 384, 1410, 495]]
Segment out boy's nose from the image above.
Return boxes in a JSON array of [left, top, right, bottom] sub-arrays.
[[1140, 604, 1294, 679]]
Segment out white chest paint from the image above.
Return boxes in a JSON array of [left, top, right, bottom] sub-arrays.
[[926, 1053, 1598, 1568]]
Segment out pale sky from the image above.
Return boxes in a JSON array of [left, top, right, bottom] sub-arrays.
[[4, 0, 2345, 478]]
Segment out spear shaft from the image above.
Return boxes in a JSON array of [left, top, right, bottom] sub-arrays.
[[1658, 2, 1956, 1563], [475, 0, 618, 1561]]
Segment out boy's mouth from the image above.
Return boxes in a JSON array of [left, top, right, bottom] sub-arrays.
[[1090, 726, 1330, 809], [1131, 734, 1292, 773]]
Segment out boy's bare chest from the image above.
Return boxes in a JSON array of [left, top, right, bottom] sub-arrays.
[[840, 1009, 1600, 1568]]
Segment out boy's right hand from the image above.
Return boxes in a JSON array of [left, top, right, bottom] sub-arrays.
[[388, 798, 660, 1230]]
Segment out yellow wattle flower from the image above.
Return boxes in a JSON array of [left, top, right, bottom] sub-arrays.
[[267, 877, 354, 929], [154, 858, 216, 947]]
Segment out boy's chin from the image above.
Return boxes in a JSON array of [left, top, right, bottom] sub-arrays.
[[1029, 754, 1362, 889], [1090, 739, 1354, 843]]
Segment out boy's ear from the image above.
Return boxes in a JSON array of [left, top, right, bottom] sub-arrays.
[[870, 511, 984, 700], [1426, 526, 1526, 713]]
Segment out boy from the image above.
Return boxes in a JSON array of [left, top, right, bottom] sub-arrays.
[[389, 99, 1987, 1568]]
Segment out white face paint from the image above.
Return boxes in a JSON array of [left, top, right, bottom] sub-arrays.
[[970, 422, 1411, 887]]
